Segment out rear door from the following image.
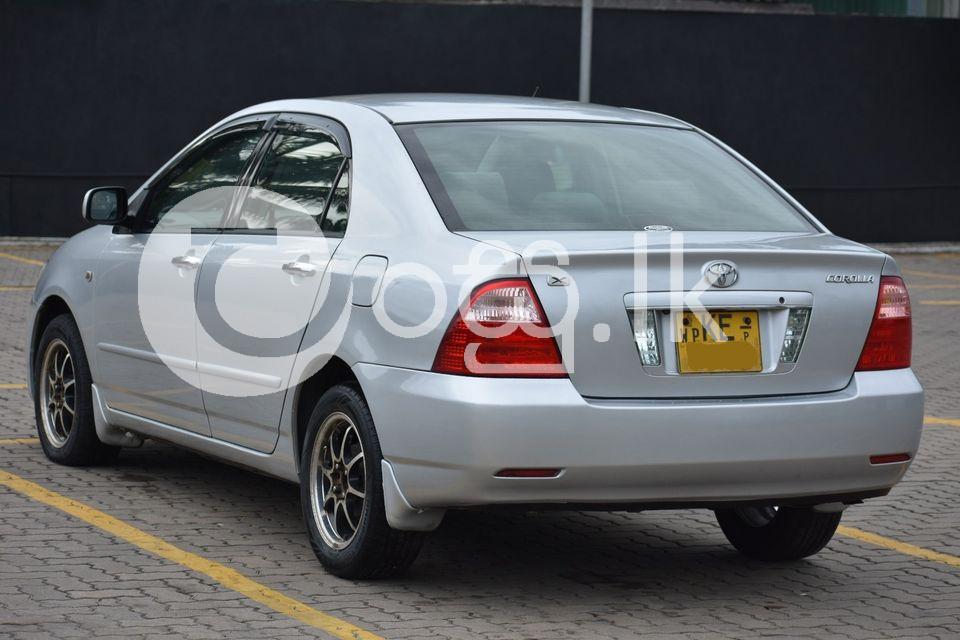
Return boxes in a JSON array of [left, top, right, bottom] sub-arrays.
[[195, 114, 350, 452]]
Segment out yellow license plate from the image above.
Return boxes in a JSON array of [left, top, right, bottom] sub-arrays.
[[676, 310, 762, 374]]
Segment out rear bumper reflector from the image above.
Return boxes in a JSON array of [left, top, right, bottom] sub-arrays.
[[869, 453, 912, 465], [494, 468, 563, 478]]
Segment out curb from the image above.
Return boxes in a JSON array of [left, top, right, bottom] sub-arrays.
[[0, 237, 67, 247]]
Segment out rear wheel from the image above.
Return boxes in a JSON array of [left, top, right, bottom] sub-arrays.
[[34, 314, 119, 466], [300, 384, 425, 579], [715, 506, 841, 561]]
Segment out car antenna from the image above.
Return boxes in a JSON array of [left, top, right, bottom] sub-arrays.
[[532, 85, 541, 97]]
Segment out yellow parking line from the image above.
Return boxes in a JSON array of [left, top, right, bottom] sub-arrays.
[[0, 438, 39, 445], [925, 415, 960, 427], [0, 285, 33, 292], [838, 526, 960, 569], [920, 300, 960, 306], [0, 251, 45, 267], [0, 383, 27, 390], [0, 470, 383, 640], [903, 269, 960, 282]]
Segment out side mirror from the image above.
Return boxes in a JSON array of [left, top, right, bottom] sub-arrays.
[[82, 187, 128, 224]]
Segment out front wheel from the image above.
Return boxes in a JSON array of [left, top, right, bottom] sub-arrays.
[[715, 506, 841, 561], [34, 314, 119, 466], [300, 384, 425, 579]]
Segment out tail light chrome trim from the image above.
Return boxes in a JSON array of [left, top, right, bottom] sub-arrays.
[[779, 307, 811, 364], [632, 309, 662, 366]]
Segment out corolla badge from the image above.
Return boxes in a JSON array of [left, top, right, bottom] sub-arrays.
[[704, 261, 739, 288], [825, 274, 875, 284]]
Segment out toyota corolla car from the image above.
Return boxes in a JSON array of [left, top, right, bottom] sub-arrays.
[[29, 95, 923, 578]]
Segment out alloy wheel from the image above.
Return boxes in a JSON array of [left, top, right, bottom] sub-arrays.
[[39, 338, 76, 448], [308, 411, 367, 549]]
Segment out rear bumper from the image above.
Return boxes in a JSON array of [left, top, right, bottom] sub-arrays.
[[356, 364, 923, 509]]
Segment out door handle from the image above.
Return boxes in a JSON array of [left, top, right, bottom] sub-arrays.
[[171, 254, 202, 269], [282, 261, 317, 277]]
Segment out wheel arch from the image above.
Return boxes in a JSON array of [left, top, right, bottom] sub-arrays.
[[292, 356, 363, 474], [29, 294, 77, 400]]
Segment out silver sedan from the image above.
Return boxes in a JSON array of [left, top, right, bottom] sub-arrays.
[[28, 95, 923, 578]]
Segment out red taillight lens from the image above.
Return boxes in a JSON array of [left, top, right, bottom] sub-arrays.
[[856, 276, 912, 371], [432, 278, 566, 377]]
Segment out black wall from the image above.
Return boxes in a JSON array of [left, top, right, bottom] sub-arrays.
[[2, 0, 958, 241]]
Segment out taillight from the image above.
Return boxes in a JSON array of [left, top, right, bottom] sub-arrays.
[[432, 278, 566, 377], [856, 276, 912, 371]]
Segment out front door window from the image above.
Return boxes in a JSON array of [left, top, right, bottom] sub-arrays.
[[138, 128, 263, 231]]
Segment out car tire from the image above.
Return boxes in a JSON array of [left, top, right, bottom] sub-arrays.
[[299, 383, 425, 579], [715, 506, 841, 561], [34, 314, 120, 466]]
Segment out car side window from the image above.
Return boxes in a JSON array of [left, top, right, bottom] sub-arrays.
[[238, 126, 345, 233], [137, 127, 263, 232], [322, 163, 350, 235]]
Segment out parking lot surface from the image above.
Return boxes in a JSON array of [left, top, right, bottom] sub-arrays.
[[1, 244, 958, 640]]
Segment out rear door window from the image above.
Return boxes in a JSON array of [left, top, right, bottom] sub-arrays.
[[238, 125, 345, 234]]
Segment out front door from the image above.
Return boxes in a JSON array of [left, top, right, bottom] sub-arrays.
[[93, 122, 268, 433], [195, 114, 351, 452]]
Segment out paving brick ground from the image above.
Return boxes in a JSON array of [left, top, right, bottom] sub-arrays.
[[0, 246, 958, 639]]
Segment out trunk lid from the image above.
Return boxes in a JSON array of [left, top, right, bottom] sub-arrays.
[[458, 230, 886, 398]]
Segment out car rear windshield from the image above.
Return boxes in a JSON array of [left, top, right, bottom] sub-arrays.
[[397, 121, 813, 232]]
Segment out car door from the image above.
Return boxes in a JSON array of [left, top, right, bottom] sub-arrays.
[[195, 113, 350, 452], [93, 118, 270, 433]]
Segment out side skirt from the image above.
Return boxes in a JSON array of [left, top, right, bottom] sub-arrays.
[[92, 384, 299, 484]]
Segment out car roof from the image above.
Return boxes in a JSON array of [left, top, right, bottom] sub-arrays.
[[321, 93, 692, 128]]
